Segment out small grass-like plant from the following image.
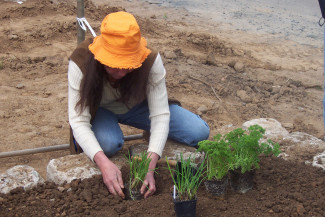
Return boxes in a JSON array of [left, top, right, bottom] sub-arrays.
[[166, 154, 206, 201], [0, 60, 3, 70], [197, 134, 233, 180], [227, 124, 281, 173], [127, 151, 153, 199]]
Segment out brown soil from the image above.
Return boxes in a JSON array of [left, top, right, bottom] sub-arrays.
[[1, 156, 325, 217], [0, 0, 324, 216]]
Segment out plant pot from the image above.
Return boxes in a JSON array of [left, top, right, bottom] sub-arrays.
[[124, 183, 143, 200], [229, 169, 255, 193], [173, 197, 197, 217], [204, 176, 228, 198]]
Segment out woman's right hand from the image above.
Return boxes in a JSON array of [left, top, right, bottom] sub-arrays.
[[94, 151, 125, 199]]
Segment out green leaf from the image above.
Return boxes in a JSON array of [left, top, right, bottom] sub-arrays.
[[166, 153, 206, 201], [198, 124, 281, 175]]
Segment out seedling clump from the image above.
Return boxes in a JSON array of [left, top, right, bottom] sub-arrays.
[[126, 151, 153, 200], [166, 154, 206, 201]]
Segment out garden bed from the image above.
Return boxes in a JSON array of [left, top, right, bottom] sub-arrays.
[[0, 0, 324, 216], [1, 156, 324, 217]]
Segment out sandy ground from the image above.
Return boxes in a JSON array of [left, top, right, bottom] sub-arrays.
[[0, 0, 324, 179]]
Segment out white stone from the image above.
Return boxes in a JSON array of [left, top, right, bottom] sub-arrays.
[[169, 146, 204, 164], [242, 118, 289, 141], [46, 153, 127, 185], [283, 132, 324, 147], [46, 153, 101, 185], [130, 140, 204, 164], [321, 158, 325, 165], [312, 151, 325, 170], [281, 132, 325, 164], [0, 165, 44, 194]]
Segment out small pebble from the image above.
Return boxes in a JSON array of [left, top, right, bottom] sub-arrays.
[[16, 84, 24, 89]]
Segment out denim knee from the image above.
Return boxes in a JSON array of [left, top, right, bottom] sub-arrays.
[[187, 120, 210, 146], [95, 131, 124, 157], [173, 118, 210, 147]]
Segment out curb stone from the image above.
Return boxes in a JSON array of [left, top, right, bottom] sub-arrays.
[[0, 165, 44, 194]]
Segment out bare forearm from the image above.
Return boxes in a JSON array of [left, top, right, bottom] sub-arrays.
[[94, 151, 110, 167], [148, 152, 159, 171]]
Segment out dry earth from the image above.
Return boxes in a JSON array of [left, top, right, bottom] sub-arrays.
[[0, 0, 324, 216], [0, 0, 323, 176], [1, 156, 325, 216]]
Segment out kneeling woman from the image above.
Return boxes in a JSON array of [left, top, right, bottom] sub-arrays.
[[68, 11, 210, 199]]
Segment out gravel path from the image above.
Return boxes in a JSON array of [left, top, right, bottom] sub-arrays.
[[147, 0, 323, 48]]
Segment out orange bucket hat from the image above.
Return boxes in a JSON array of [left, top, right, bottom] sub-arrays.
[[89, 11, 151, 69]]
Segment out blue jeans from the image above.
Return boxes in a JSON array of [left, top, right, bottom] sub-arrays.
[[91, 101, 210, 157]]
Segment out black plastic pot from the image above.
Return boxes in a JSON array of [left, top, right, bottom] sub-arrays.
[[204, 176, 228, 197], [229, 169, 255, 193], [173, 198, 197, 217]]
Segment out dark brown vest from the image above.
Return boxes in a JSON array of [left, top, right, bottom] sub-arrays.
[[70, 38, 158, 119], [69, 38, 158, 154]]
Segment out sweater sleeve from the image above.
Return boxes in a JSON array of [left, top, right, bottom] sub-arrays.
[[68, 60, 103, 161], [146, 53, 170, 157]]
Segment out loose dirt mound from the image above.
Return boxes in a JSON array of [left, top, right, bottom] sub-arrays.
[[0, 0, 324, 216], [1, 156, 325, 217]]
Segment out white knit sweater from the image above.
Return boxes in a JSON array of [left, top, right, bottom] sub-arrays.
[[68, 53, 170, 161]]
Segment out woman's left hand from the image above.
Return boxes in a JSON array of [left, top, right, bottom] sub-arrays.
[[141, 170, 156, 198], [140, 152, 159, 198]]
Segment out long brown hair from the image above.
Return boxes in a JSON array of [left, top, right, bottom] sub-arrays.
[[75, 53, 150, 115]]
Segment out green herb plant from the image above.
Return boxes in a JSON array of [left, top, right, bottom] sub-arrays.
[[126, 151, 153, 200], [166, 154, 206, 201], [197, 134, 233, 180], [227, 124, 281, 173]]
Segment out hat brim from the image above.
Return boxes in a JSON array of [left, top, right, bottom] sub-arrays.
[[89, 36, 151, 70]]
